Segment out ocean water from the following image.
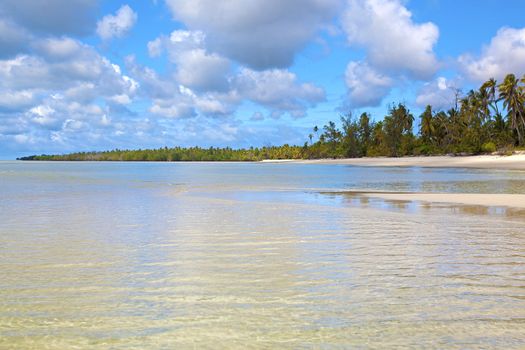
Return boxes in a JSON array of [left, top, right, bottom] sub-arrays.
[[1, 161, 524, 349]]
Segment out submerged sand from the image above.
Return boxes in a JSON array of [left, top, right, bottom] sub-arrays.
[[269, 154, 525, 170]]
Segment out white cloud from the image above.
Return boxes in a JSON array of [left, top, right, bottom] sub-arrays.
[[29, 105, 56, 126], [415, 76, 460, 110], [96, 5, 137, 40], [147, 85, 239, 119], [148, 30, 232, 92], [14, 133, 31, 144], [0, 35, 141, 153], [109, 94, 132, 105], [235, 68, 325, 118], [142, 31, 326, 118], [175, 49, 231, 92], [62, 118, 86, 132], [0, 39, 138, 101], [0, 90, 35, 110], [344, 61, 393, 107], [29, 105, 55, 117], [339, 0, 440, 108], [125, 56, 178, 99], [459, 27, 525, 82], [149, 101, 196, 119], [165, 0, 342, 69], [100, 114, 111, 126], [342, 0, 439, 79], [35, 37, 83, 60], [147, 37, 163, 57], [168, 30, 205, 52]]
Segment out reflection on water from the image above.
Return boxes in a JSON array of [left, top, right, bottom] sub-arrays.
[[323, 192, 525, 218], [1, 161, 525, 349]]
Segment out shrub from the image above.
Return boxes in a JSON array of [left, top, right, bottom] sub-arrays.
[[481, 142, 497, 154]]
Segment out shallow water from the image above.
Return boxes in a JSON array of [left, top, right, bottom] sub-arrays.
[[1, 161, 525, 349]]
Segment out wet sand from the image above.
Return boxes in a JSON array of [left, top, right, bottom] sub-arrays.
[[338, 190, 525, 210], [269, 155, 525, 170]]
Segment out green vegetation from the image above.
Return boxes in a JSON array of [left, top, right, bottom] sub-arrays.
[[19, 74, 525, 161], [17, 145, 305, 161]]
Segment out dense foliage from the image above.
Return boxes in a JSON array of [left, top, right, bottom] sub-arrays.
[[19, 74, 525, 161], [18, 145, 305, 161]]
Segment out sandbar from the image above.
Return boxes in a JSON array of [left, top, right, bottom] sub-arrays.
[[266, 155, 525, 170], [336, 190, 525, 210]]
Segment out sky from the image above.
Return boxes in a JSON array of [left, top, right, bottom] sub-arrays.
[[1, 0, 525, 159]]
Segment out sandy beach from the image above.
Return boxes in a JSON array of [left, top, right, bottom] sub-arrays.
[[264, 155, 525, 210], [286, 154, 525, 170]]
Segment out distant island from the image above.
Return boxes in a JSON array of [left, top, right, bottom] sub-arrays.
[[19, 74, 525, 162]]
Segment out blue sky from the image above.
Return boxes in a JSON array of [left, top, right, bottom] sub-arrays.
[[1, 0, 525, 158]]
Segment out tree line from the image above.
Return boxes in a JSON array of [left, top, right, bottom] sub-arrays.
[[19, 74, 525, 161], [18, 145, 305, 161]]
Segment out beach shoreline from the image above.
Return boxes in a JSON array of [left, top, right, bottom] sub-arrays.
[[326, 190, 525, 210], [263, 154, 525, 170], [288, 154, 525, 210]]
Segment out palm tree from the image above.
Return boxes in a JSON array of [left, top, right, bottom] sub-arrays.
[[499, 74, 525, 145], [420, 105, 435, 144], [476, 87, 491, 122], [481, 78, 500, 116]]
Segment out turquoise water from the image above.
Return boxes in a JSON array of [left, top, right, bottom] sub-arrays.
[[1, 161, 525, 349]]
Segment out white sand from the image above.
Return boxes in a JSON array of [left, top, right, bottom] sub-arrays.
[[277, 155, 525, 170], [353, 191, 525, 209], [260, 159, 297, 163]]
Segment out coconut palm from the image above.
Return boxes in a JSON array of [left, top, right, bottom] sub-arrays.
[[481, 78, 500, 116], [420, 105, 435, 144], [499, 74, 525, 145]]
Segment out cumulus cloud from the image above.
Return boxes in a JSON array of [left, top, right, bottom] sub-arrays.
[[0, 95, 164, 157], [459, 27, 525, 82], [35, 37, 85, 61], [148, 30, 232, 92], [0, 39, 138, 100], [415, 77, 461, 110], [0, 90, 36, 111], [128, 56, 241, 119], [126, 56, 228, 119], [0, 0, 100, 60], [340, 0, 440, 107], [29, 104, 60, 128], [235, 68, 325, 118], [0, 36, 140, 155], [0, 0, 98, 37], [96, 5, 137, 40], [165, 0, 342, 70], [1, 0, 334, 156], [342, 0, 439, 79], [176, 49, 232, 92], [344, 61, 393, 107], [144, 30, 326, 118]]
